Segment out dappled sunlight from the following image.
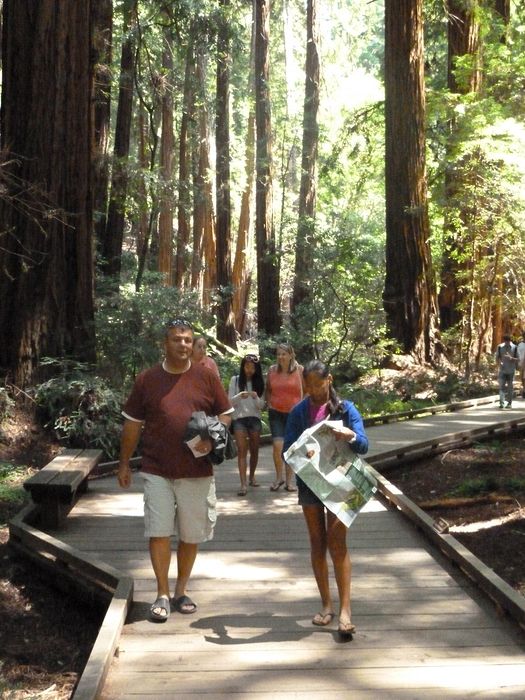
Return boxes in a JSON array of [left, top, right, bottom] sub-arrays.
[[193, 553, 294, 581], [73, 490, 143, 517], [360, 498, 387, 513], [451, 509, 525, 533], [350, 663, 525, 692]]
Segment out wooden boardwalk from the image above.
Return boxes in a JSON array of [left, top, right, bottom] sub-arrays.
[[57, 398, 525, 698]]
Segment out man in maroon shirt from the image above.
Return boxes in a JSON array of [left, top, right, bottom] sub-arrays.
[[118, 319, 232, 621]]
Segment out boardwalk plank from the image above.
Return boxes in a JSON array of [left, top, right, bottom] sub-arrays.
[[102, 665, 525, 694], [62, 399, 525, 698]]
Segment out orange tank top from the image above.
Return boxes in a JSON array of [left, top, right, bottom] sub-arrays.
[[267, 367, 303, 413]]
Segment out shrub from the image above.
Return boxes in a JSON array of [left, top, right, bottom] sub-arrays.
[[0, 387, 14, 422], [95, 283, 207, 389], [34, 361, 123, 458]]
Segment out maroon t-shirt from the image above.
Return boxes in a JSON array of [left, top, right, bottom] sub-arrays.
[[123, 363, 232, 479]]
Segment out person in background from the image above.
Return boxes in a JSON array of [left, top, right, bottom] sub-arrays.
[[517, 331, 525, 399], [495, 334, 519, 408], [228, 354, 265, 496], [265, 343, 303, 492], [118, 319, 233, 622], [283, 359, 368, 638], [192, 335, 220, 377]]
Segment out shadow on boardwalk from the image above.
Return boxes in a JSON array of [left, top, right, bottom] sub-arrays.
[[59, 400, 525, 698]]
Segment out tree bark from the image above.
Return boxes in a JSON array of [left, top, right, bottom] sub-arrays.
[[439, 1, 481, 331], [158, 19, 174, 286], [101, 0, 137, 285], [192, 48, 216, 304], [232, 3, 257, 337], [292, 0, 320, 321], [91, 0, 113, 250], [175, 32, 195, 289], [215, 0, 237, 347], [0, 0, 96, 385], [494, 0, 510, 25], [383, 0, 439, 362], [255, 0, 281, 335]]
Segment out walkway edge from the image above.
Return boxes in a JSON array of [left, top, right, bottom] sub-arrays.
[[9, 504, 133, 700], [368, 463, 525, 632]]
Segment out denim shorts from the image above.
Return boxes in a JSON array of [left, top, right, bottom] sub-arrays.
[[297, 475, 323, 507], [268, 408, 289, 440], [232, 416, 262, 433]]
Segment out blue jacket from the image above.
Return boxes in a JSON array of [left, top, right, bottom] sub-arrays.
[[283, 398, 369, 456]]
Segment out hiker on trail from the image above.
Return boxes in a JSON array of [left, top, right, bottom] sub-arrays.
[[495, 334, 520, 409], [191, 335, 220, 377], [228, 353, 265, 496], [265, 343, 304, 492], [118, 319, 233, 622], [283, 360, 368, 639], [517, 331, 525, 399]]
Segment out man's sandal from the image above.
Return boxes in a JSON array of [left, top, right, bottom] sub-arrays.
[[149, 595, 170, 622], [173, 595, 197, 614]]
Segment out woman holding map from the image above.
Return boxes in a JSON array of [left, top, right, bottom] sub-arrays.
[[283, 360, 368, 639]]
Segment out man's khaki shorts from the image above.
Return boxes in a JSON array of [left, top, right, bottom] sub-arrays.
[[141, 473, 217, 543]]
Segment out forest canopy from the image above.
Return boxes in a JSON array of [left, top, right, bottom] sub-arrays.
[[1, 0, 525, 389]]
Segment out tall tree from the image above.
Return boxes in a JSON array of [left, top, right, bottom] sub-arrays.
[[439, 0, 481, 331], [494, 0, 510, 25], [91, 0, 113, 249], [175, 32, 196, 289], [383, 0, 439, 362], [232, 8, 257, 337], [292, 0, 320, 325], [215, 0, 237, 347], [255, 0, 281, 335], [0, 0, 96, 386], [158, 14, 175, 286], [192, 47, 216, 304], [101, 0, 137, 284]]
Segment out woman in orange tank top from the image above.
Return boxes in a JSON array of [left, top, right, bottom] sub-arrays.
[[265, 343, 303, 491]]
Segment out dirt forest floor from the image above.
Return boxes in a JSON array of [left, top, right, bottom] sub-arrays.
[[384, 432, 525, 597], [1, 416, 525, 698]]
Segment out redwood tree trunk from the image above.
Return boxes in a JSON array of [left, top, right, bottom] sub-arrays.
[[292, 0, 320, 320], [215, 0, 237, 347], [439, 1, 481, 331], [383, 0, 439, 362], [192, 48, 216, 304], [101, 0, 136, 284], [158, 21, 174, 286], [255, 0, 281, 335], [232, 4, 256, 336], [91, 0, 113, 249], [0, 0, 95, 385], [175, 32, 195, 289]]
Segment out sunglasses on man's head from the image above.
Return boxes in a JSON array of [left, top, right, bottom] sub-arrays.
[[166, 318, 193, 331], [244, 354, 259, 363]]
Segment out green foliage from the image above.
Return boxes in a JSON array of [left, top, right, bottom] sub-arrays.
[[0, 387, 15, 422], [95, 282, 206, 387], [342, 386, 431, 419], [452, 476, 525, 498], [0, 463, 30, 522], [432, 367, 495, 403], [453, 477, 499, 497], [34, 360, 123, 458]]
